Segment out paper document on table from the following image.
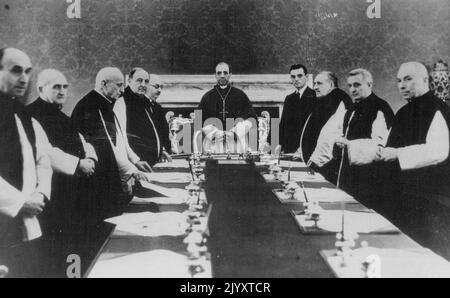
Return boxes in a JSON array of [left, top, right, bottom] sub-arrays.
[[295, 210, 399, 234], [105, 212, 189, 237], [140, 181, 187, 198], [153, 159, 190, 169], [323, 247, 450, 278], [289, 171, 327, 182], [279, 161, 306, 168], [131, 196, 187, 205], [263, 171, 326, 183], [303, 188, 356, 203], [89, 250, 212, 278], [145, 172, 192, 184]]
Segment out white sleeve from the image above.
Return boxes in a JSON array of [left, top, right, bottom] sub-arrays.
[[113, 98, 127, 134], [0, 177, 29, 218], [32, 120, 53, 200], [79, 133, 98, 162], [49, 147, 80, 176], [120, 125, 141, 165], [398, 111, 450, 170], [371, 111, 390, 146], [309, 102, 346, 167], [347, 111, 390, 166]]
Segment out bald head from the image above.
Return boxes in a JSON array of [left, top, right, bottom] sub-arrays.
[[95, 67, 124, 101], [36, 69, 69, 107], [397, 62, 430, 100], [0, 48, 32, 99], [147, 74, 163, 101]]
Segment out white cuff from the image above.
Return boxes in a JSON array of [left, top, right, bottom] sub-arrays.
[[347, 139, 379, 166]]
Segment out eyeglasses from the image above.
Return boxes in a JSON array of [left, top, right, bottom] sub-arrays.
[[150, 84, 164, 90]]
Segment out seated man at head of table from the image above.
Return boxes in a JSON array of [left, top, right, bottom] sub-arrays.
[[307, 68, 395, 206], [0, 48, 52, 277], [294, 71, 352, 180], [198, 62, 257, 154]]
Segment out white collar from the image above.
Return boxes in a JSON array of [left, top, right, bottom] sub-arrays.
[[94, 89, 113, 104], [297, 85, 308, 98]]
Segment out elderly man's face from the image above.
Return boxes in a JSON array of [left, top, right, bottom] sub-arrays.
[[347, 74, 372, 101], [290, 68, 308, 90], [41, 74, 69, 106], [103, 75, 124, 101], [215, 64, 231, 87], [397, 64, 427, 100], [314, 74, 334, 98], [147, 75, 163, 101], [0, 49, 32, 98], [129, 69, 149, 95]]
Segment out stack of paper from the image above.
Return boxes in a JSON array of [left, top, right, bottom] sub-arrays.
[[263, 171, 327, 183], [140, 181, 187, 198], [105, 212, 189, 237], [289, 171, 327, 183], [303, 188, 356, 203], [295, 210, 399, 234], [89, 250, 212, 278], [279, 160, 306, 168], [131, 196, 187, 205], [153, 159, 190, 169], [145, 172, 192, 184], [323, 247, 450, 278]]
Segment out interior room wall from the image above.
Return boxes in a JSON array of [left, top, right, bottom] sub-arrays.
[[0, 0, 448, 114]]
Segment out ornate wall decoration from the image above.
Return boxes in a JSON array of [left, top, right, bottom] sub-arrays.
[[0, 0, 449, 113], [430, 60, 450, 103]]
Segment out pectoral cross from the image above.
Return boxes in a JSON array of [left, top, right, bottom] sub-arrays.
[[219, 108, 229, 122], [216, 86, 232, 122]]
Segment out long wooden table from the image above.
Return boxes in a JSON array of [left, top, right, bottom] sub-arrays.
[[86, 159, 447, 278]]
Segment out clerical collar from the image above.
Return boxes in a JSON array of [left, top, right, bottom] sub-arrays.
[[94, 89, 114, 105], [38, 97, 63, 110], [145, 95, 157, 105], [296, 85, 308, 98], [354, 92, 373, 104], [219, 84, 230, 90], [407, 91, 432, 103]]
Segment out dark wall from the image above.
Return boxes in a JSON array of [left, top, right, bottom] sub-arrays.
[[0, 0, 449, 113]]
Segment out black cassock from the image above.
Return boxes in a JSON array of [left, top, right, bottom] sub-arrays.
[[198, 84, 256, 130], [123, 87, 170, 166], [379, 92, 450, 219], [26, 98, 93, 276], [377, 92, 450, 254], [71, 90, 125, 224], [0, 92, 37, 247], [279, 87, 316, 153], [301, 88, 352, 164], [27, 98, 85, 234], [339, 93, 395, 207]]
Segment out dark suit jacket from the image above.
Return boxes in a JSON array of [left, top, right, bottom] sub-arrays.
[[279, 87, 316, 153]]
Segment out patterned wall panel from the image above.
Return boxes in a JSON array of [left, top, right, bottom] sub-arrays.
[[0, 0, 449, 113]]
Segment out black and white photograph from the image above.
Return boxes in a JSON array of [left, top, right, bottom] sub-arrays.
[[0, 0, 450, 282]]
